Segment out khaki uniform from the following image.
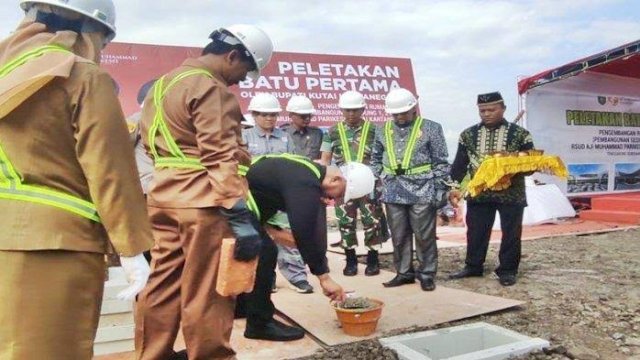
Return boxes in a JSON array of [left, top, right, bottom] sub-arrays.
[[135, 58, 250, 360], [0, 21, 153, 360]]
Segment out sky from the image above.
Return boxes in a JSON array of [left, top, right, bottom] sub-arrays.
[[1, 0, 639, 155]]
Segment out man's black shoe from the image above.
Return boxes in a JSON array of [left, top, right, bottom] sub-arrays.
[[448, 268, 483, 279], [382, 275, 415, 288], [419, 277, 436, 291], [343, 248, 358, 276], [244, 319, 305, 341], [364, 250, 380, 276], [498, 274, 517, 286]]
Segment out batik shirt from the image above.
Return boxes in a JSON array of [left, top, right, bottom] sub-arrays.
[[370, 118, 450, 205], [450, 119, 534, 205], [320, 120, 377, 166]]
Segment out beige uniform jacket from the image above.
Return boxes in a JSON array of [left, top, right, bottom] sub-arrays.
[[0, 22, 154, 257], [141, 59, 250, 209]]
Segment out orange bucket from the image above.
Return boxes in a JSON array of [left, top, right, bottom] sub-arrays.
[[332, 298, 384, 336]]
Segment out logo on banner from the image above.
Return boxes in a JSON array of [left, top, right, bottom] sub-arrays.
[[597, 96, 620, 106]]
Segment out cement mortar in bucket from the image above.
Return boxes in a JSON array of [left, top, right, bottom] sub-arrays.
[[332, 298, 384, 337]]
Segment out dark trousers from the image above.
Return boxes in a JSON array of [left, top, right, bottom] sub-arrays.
[[385, 202, 438, 281], [235, 230, 278, 328], [465, 202, 524, 276]]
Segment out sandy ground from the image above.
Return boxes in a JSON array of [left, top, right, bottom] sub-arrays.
[[295, 227, 640, 360]]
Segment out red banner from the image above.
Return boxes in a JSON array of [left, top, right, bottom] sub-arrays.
[[102, 42, 417, 127]]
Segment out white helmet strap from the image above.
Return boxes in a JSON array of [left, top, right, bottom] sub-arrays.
[[209, 30, 257, 70], [28, 7, 113, 43]]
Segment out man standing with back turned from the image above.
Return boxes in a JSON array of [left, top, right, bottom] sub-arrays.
[[0, 1, 153, 359], [135, 25, 274, 359], [449, 92, 534, 287]]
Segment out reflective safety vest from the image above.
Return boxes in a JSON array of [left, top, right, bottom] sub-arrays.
[[148, 69, 212, 170], [146, 69, 261, 217], [383, 117, 432, 176], [246, 153, 322, 221], [0, 45, 101, 222], [337, 120, 372, 163]]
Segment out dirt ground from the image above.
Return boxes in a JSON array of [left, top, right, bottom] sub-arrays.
[[295, 227, 640, 360]]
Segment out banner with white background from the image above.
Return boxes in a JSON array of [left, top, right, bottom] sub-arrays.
[[524, 72, 640, 195]]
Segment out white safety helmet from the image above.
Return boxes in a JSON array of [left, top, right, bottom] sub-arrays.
[[338, 90, 366, 109], [385, 88, 418, 114], [248, 93, 282, 113], [218, 24, 273, 81], [286, 95, 315, 114], [20, 0, 116, 41], [340, 162, 375, 203]]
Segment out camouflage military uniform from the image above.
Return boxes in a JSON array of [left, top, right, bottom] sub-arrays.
[[320, 120, 388, 250]]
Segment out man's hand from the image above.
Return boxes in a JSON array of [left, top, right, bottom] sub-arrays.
[[449, 189, 463, 207], [318, 274, 346, 302], [220, 199, 262, 261]]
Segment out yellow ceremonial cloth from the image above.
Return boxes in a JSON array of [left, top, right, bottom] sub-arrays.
[[467, 154, 568, 197]]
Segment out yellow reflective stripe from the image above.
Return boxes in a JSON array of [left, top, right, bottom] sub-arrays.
[[155, 157, 205, 170], [148, 69, 213, 168], [0, 45, 100, 222], [406, 164, 432, 175], [237, 164, 250, 176], [383, 164, 431, 175], [0, 183, 100, 222], [236, 164, 261, 220], [384, 121, 398, 168], [336, 122, 352, 163], [338, 121, 371, 163], [252, 154, 321, 179], [0, 44, 72, 77], [356, 121, 371, 163], [0, 145, 20, 185], [402, 116, 424, 169], [246, 190, 261, 221]]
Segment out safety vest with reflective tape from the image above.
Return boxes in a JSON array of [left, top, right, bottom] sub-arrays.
[[148, 69, 213, 170], [146, 69, 261, 217], [337, 120, 372, 163], [242, 153, 322, 221], [0, 45, 101, 222], [383, 117, 432, 176]]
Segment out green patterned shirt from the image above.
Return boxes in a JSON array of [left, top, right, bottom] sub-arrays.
[[450, 119, 535, 205]]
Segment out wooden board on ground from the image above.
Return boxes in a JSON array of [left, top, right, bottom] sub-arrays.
[[272, 253, 523, 347]]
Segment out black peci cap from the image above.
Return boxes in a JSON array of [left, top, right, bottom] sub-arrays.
[[477, 92, 504, 105]]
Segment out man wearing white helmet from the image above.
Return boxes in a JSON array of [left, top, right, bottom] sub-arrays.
[[242, 93, 314, 296], [371, 88, 451, 291], [0, 1, 154, 358], [320, 90, 388, 277], [232, 154, 358, 343], [285, 95, 323, 160], [135, 24, 273, 359]]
